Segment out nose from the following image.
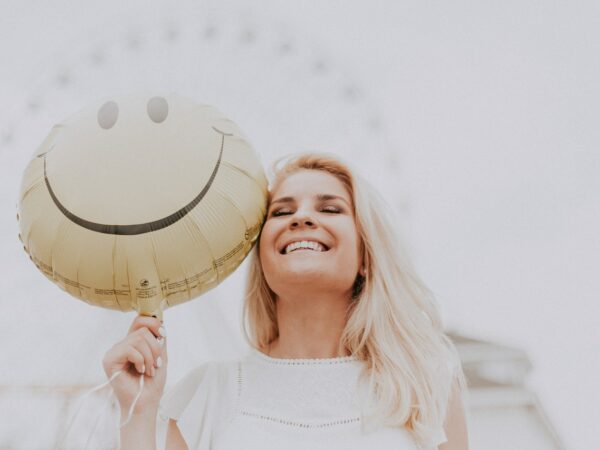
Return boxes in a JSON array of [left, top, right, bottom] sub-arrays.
[[290, 213, 316, 229]]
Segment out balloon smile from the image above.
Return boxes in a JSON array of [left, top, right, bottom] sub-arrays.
[[39, 126, 232, 235]]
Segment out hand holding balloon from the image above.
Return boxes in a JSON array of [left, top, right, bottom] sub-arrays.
[[102, 316, 167, 418]]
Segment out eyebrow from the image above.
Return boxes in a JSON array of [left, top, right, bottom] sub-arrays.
[[270, 194, 351, 207]]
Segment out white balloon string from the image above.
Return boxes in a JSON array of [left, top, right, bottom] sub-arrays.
[[119, 370, 145, 427], [55, 370, 122, 450], [83, 384, 114, 450]]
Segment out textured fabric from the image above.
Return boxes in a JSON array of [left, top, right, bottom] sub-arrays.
[[159, 348, 447, 449]]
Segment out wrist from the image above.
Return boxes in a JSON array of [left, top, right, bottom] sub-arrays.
[[119, 404, 158, 422]]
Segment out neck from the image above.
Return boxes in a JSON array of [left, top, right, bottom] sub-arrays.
[[266, 289, 352, 359]]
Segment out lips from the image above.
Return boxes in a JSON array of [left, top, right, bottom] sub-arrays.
[[280, 239, 330, 254]]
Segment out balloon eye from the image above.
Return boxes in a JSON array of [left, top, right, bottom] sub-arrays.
[[147, 96, 168, 123], [97, 101, 119, 129]]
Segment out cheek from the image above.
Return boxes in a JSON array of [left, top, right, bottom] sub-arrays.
[[348, 240, 362, 267], [339, 223, 360, 252], [258, 234, 267, 255], [258, 222, 273, 253], [346, 241, 363, 284], [258, 222, 279, 267]]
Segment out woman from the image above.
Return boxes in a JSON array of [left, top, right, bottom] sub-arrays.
[[103, 153, 469, 449]]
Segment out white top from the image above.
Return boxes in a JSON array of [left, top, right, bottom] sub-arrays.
[[159, 348, 446, 450]]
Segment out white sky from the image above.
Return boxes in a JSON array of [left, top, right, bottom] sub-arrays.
[[1, 1, 599, 449]]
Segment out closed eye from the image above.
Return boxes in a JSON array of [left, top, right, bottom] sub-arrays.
[[270, 206, 343, 217], [270, 209, 293, 217]]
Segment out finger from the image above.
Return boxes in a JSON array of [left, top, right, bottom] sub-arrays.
[[132, 332, 157, 376], [128, 315, 165, 340], [124, 347, 146, 375], [139, 327, 164, 366]]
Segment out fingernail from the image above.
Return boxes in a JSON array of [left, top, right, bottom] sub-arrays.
[[158, 326, 166, 338], [158, 337, 165, 347], [141, 364, 146, 374], [156, 356, 163, 368]]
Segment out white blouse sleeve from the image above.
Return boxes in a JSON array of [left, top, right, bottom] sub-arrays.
[[159, 363, 217, 450], [427, 428, 447, 448]]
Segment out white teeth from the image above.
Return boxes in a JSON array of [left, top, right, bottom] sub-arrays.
[[284, 240, 325, 254]]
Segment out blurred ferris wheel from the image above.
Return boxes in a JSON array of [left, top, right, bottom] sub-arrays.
[[1, 6, 409, 230]]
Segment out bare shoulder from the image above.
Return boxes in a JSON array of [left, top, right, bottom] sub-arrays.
[[166, 419, 189, 450], [438, 379, 469, 450]]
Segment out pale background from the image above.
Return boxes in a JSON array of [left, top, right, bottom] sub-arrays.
[[1, 1, 599, 449]]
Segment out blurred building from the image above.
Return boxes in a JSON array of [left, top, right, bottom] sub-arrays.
[[450, 332, 564, 449]]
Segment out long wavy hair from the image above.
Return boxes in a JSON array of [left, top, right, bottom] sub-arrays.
[[242, 153, 464, 445]]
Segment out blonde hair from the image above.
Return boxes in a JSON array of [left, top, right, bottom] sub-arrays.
[[242, 153, 464, 445]]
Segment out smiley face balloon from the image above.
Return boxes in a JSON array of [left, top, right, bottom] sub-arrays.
[[17, 94, 267, 318]]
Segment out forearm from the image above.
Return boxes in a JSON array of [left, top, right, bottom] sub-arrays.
[[119, 409, 158, 450]]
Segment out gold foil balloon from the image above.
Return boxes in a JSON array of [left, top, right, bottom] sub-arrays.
[[17, 94, 267, 318]]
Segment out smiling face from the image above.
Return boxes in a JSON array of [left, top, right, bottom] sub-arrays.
[[259, 169, 363, 298], [35, 95, 246, 234]]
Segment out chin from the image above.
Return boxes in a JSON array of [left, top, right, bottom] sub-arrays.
[[269, 268, 354, 296]]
